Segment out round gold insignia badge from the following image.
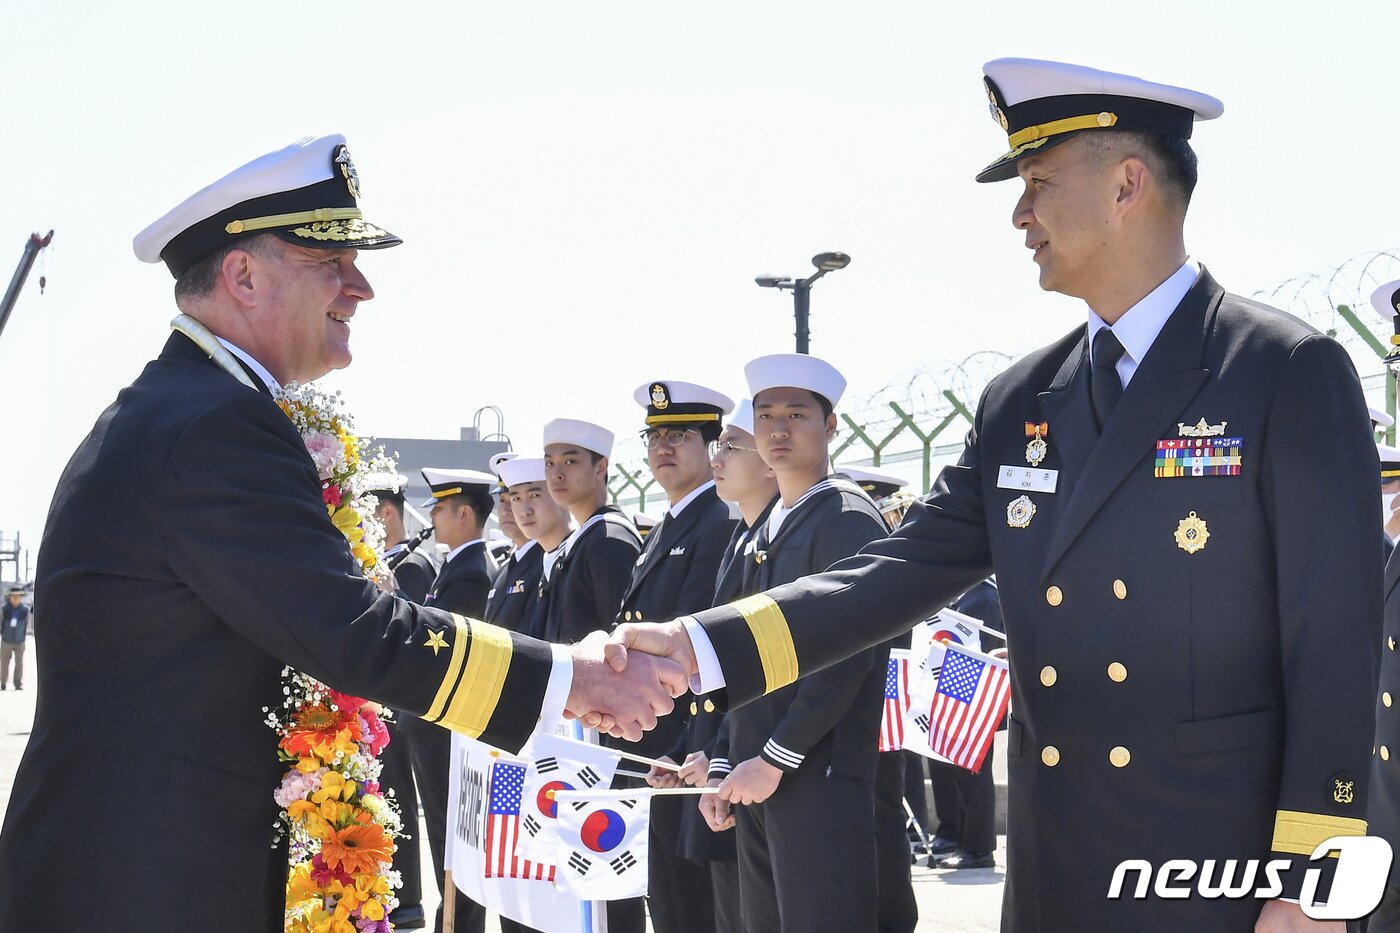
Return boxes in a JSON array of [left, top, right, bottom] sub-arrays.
[[1007, 495, 1036, 529], [1174, 511, 1209, 554]]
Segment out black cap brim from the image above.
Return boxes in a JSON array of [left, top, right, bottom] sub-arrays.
[[270, 217, 401, 251], [975, 131, 1082, 183]]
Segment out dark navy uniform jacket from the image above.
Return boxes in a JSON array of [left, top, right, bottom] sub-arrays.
[[722, 479, 888, 781], [693, 270, 1381, 931], [539, 505, 641, 644], [484, 541, 544, 633], [0, 333, 555, 932], [608, 483, 734, 761]]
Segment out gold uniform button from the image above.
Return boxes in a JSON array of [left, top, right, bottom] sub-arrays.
[[1112, 579, 1127, 600], [1107, 662, 1127, 683], [1390, 636, 1396, 651], [689, 701, 698, 716], [1109, 746, 1131, 768], [636, 610, 643, 621], [1387, 693, 1394, 708], [1046, 586, 1063, 607], [704, 699, 716, 713], [624, 611, 633, 622], [1384, 746, 1392, 762], [1040, 666, 1058, 687], [1041, 746, 1060, 767]]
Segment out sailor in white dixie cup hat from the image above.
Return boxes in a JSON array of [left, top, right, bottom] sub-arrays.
[[625, 58, 1380, 933], [539, 417, 643, 647]]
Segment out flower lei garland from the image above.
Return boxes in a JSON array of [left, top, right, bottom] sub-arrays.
[[267, 382, 405, 933]]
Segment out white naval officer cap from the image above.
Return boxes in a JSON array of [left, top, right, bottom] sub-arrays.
[[1380, 443, 1400, 481], [543, 418, 615, 458], [495, 456, 547, 489], [1371, 406, 1395, 430], [1372, 279, 1400, 368], [632, 380, 735, 428], [835, 464, 909, 501], [745, 353, 847, 409], [419, 467, 497, 508], [977, 58, 1224, 183], [726, 399, 756, 436], [488, 451, 518, 494], [133, 133, 401, 278]]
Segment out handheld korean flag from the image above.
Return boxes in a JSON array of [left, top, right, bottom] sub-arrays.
[[554, 791, 651, 900], [484, 757, 557, 882], [878, 649, 912, 752], [518, 733, 622, 862], [925, 643, 1011, 773]]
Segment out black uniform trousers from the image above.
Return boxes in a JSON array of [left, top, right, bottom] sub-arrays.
[[710, 858, 741, 933], [378, 717, 422, 914], [903, 753, 931, 837], [735, 767, 878, 932], [930, 739, 997, 856], [875, 752, 918, 933]]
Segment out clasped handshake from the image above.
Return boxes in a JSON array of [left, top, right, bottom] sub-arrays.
[[564, 620, 700, 741]]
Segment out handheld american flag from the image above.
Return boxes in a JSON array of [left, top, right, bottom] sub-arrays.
[[485, 758, 557, 881], [925, 643, 1010, 772], [878, 649, 911, 752]]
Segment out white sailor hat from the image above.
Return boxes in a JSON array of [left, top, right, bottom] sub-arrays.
[[726, 399, 756, 436], [978, 59, 1224, 183], [744, 353, 847, 408], [1371, 406, 1395, 429], [419, 467, 497, 507], [835, 464, 909, 501], [495, 456, 547, 489], [543, 418, 615, 458], [134, 133, 401, 278], [633, 380, 735, 428], [1380, 443, 1400, 480], [488, 451, 518, 493], [364, 471, 410, 496]]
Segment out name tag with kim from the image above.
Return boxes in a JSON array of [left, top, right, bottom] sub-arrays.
[[997, 465, 1058, 494]]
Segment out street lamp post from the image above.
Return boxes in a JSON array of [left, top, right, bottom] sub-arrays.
[[756, 251, 850, 354]]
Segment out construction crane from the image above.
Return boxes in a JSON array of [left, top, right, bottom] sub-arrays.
[[0, 230, 53, 343]]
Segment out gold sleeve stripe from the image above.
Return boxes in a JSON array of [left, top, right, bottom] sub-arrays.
[[436, 620, 514, 738], [1271, 810, 1368, 857], [734, 594, 799, 694], [423, 614, 470, 722]]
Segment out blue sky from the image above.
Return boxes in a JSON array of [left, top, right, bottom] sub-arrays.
[[2, 0, 1397, 558]]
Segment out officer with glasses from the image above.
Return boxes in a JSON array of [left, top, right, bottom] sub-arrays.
[[614, 381, 738, 933]]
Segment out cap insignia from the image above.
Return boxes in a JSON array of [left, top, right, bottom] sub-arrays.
[[651, 383, 670, 410], [985, 78, 1009, 132], [334, 144, 361, 199]]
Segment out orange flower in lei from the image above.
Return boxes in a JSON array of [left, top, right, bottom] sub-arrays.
[[320, 823, 395, 877]]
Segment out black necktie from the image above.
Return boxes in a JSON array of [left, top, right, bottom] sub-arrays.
[[1091, 328, 1127, 431]]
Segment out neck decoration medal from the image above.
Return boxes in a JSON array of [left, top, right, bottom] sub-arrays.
[[1025, 421, 1049, 466]]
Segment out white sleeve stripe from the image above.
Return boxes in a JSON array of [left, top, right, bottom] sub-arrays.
[[763, 739, 805, 767]]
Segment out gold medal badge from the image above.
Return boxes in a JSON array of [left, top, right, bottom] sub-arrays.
[[1007, 495, 1036, 529], [1024, 421, 1049, 466], [1174, 511, 1209, 554]]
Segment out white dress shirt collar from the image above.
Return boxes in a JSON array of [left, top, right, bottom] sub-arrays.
[[668, 480, 716, 518], [512, 539, 539, 559], [216, 338, 280, 392], [444, 538, 484, 564], [1087, 260, 1199, 388]]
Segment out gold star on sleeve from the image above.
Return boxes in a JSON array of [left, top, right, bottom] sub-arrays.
[[425, 629, 450, 656]]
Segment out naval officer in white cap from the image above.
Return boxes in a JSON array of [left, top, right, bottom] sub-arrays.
[[0, 134, 687, 932], [612, 60, 1380, 932]]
